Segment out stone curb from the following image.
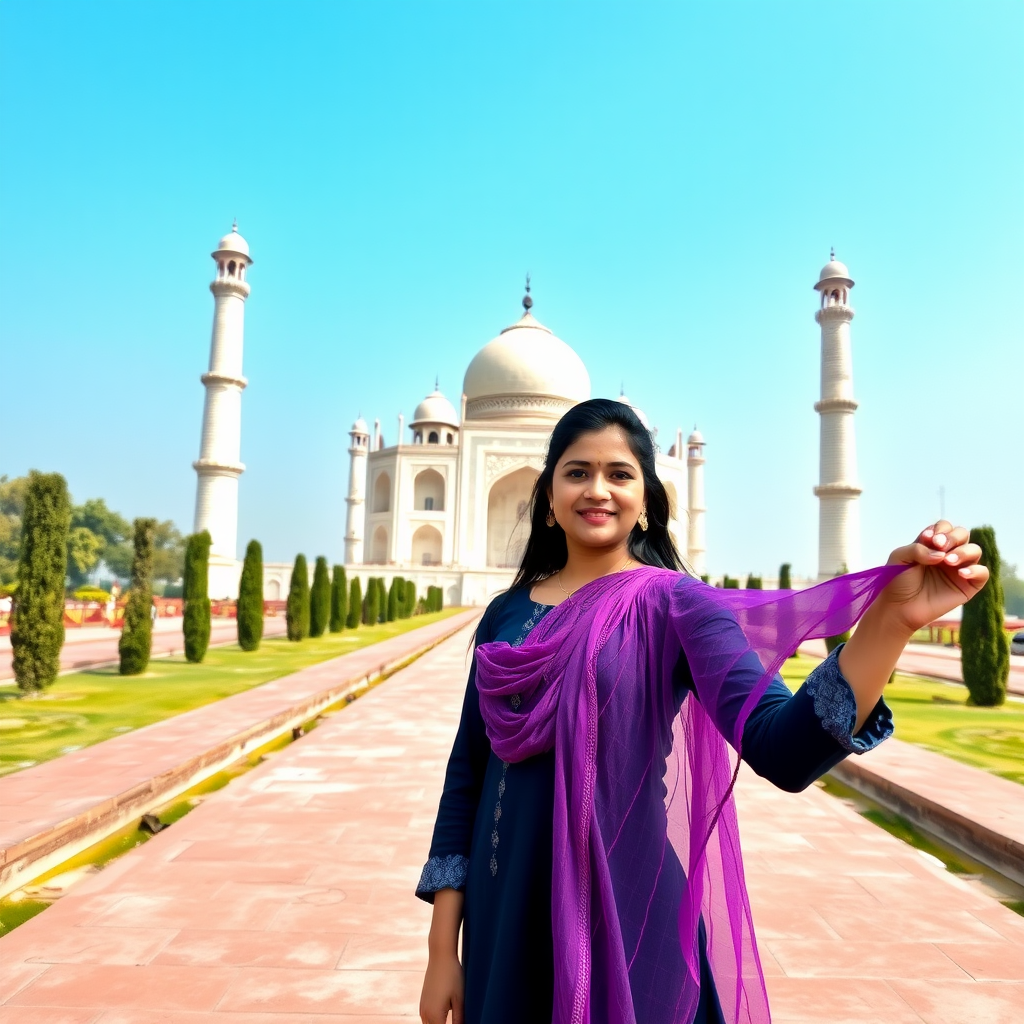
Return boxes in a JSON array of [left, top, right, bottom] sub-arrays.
[[0, 610, 481, 899], [831, 757, 1024, 888]]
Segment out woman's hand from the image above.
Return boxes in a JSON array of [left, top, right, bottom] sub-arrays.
[[420, 950, 465, 1024], [878, 520, 990, 635]]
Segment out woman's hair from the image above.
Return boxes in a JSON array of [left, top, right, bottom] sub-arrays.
[[510, 398, 687, 592]]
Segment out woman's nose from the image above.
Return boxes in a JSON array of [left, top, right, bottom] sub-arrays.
[[586, 475, 611, 499]]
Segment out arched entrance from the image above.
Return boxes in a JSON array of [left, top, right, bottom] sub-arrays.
[[372, 472, 391, 513], [371, 525, 389, 564], [412, 525, 443, 566], [414, 469, 445, 511], [486, 467, 538, 568]]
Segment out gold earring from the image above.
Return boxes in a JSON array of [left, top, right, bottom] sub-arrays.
[[638, 508, 649, 532], [546, 506, 556, 528]]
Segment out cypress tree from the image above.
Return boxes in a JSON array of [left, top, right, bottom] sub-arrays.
[[347, 576, 361, 629], [119, 517, 156, 675], [330, 565, 347, 632], [745, 574, 763, 590], [404, 579, 416, 617], [779, 563, 792, 590], [183, 530, 212, 663], [961, 526, 1009, 707], [378, 577, 387, 623], [363, 577, 380, 626], [309, 556, 331, 638], [722, 576, 739, 590], [286, 554, 310, 641], [237, 539, 263, 652], [436, 585, 444, 611], [387, 577, 400, 621], [11, 471, 71, 692]]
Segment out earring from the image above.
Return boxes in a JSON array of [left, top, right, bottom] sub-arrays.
[[546, 506, 556, 528], [638, 507, 649, 532]]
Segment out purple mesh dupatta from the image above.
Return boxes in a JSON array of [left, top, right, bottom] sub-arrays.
[[474, 564, 905, 1024]]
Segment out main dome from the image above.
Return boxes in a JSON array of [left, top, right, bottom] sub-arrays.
[[462, 310, 591, 421]]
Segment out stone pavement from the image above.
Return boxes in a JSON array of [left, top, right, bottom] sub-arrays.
[[800, 639, 1024, 696], [0, 611, 479, 898], [1, 622, 1023, 1022]]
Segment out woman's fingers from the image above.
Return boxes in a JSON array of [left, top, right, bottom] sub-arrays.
[[940, 541, 982, 568]]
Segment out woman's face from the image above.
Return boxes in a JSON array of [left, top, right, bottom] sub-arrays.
[[548, 425, 646, 553]]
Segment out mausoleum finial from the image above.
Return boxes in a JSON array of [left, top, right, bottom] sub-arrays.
[[830, 246, 835, 261], [523, 273, 533, 312]]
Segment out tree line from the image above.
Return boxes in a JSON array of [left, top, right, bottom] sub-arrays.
[[6, 471, 444, 692]]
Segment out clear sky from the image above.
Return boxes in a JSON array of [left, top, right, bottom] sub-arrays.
[[1, 1, 1021, 579]]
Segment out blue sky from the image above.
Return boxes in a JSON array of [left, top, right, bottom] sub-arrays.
[[1, 1, 1021, 579]]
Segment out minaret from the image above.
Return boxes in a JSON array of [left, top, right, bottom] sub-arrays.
[[193, 223, 252, 598], [344, 417, 370, 564], [686, 428, 707, 576], [813, 251, 861, 579]]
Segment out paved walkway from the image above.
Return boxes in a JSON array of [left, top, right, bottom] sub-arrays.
[[2, 623, 1023, 1022], [800, 640, 1024, 696], [0, 618, 288, 682], [0, 612, 479, 898]]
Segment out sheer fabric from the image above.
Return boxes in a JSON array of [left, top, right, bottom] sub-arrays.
[[474, 564, 904, 1024]]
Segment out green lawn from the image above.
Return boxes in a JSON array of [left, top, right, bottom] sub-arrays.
[[781, 654, 1024, 785], [0, 610, 462, 777]]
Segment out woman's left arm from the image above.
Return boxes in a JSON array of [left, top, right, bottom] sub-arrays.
[[838, 520, 988, 732]]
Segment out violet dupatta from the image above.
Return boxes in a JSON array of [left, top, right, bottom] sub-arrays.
[[474, 563, 905, 1024]]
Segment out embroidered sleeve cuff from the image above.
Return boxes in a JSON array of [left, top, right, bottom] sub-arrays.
[[415, 854, 469, 903], [804, 644, 894, 754]]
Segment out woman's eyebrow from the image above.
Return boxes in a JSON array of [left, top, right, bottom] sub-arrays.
[[562, 460, 636, 469]]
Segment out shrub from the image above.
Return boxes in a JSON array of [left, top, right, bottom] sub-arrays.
[[363, 577, 379, 626], [404, 579, 416, 617], [824, 630, 850, 655], [346, 576, 361, 629], [387, 577, 400, 621], [745, 574, 763, 590], [119, 517, 156, 675], [183, 531, 212, 663], [73, 586, 111, 603], [722, 576, 739, 590], [378, 578, 388, 623], [237, 539, 263, 652], [779, 563, 792, 590], [309, 556, 331, 638], [330, 565, 347, 632], [961, 525, 1009, 707], [11, 471, 71, 692], [286, 554, 310, 641]]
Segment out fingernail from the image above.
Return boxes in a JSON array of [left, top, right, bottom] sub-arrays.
[[934, 534, 947, 547], [923, 528, 934, 538], [958, 567, 972, 577], [946, 553, 959, 564]]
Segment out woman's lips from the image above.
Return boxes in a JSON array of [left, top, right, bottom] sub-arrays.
[[577, 509, 615, 525]]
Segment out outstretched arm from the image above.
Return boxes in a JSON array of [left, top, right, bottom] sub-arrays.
[[839, 520, 987, 732]]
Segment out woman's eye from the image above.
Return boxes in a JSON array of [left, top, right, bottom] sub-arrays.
[[567, 470, 586, 478]]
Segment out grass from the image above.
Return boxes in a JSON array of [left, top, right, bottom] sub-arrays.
[[0, 609, 461, 777], [781, 654, 1024, 785]]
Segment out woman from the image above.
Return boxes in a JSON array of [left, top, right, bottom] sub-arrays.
[[417, 399, 986, 1024]]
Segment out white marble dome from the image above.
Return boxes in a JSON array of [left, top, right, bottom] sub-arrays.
[[351, 416, 369, 434], [463, 311, 591, 420], [688, 428, 704, 444], [817, 257, 852, 285], [216, 226, 251, 259], [411, 389, 459, 427]]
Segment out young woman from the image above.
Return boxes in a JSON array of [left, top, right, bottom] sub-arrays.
[[417, 399, 986, 1024]]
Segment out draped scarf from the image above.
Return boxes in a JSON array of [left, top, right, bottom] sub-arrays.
[[474, 564, 904, 1024]]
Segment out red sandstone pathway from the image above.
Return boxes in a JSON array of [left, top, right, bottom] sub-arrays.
[[0, 618, 288, 682], [801, 640, 1024, 696], [2, 623, 1023, 1022]]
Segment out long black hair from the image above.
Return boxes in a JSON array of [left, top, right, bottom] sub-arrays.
[[510, 398, 687, 592]]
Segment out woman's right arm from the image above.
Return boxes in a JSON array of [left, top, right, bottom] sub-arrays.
[[420, 888, 466, 1024]]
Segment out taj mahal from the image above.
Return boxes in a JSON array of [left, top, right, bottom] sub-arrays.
[[192, 225, 860, 603]]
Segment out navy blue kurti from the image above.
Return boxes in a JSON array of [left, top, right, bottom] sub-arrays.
[[418, 586, 892, 1024]]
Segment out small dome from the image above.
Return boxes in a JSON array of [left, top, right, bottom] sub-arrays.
[[351, 417, 369, 434], [816, 256, 853, 287], [411, 389, 459, 428], [617, 393, 650, 429], [463, 310, 590, 420], [688, 428, 704, 444], [215, 225, 251, 259]]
